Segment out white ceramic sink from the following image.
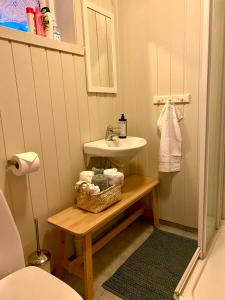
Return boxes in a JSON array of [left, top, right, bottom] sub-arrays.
[[83, 136, 147, 158]]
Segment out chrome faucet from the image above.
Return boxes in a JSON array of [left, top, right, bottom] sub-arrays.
[[105, 125, 120, 141]]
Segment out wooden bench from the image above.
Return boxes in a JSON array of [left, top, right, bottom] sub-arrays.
[[48, 175, 159, 300]]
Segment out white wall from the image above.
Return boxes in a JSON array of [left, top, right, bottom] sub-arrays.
[[116, 0, 202, 228], [0, 0, 204, 264], [0, 0, 120, 259]]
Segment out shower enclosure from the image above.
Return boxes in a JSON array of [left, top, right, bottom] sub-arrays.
[[199, 0, 225, 258], [175, 0, 225, 298]]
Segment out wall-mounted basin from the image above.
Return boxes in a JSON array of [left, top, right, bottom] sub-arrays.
[[83, 136, 147, 158]]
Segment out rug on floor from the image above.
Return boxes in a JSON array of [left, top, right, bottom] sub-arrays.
[[102, 229, 197, 300]]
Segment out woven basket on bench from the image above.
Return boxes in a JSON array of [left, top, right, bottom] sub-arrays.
[[75, 182, 122, 213]]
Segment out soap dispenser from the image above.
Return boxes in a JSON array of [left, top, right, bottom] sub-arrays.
[[119, 114, 127, 138]]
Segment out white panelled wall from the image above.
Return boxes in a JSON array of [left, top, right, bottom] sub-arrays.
[[0, 0, 203, 262], [0, 0, 120, 259], [116, 0, 201, 228]]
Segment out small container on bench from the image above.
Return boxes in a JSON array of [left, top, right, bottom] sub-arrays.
[[75, 182, 122, 213]]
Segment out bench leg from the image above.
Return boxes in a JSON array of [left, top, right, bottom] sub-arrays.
[[83, 233, 93, 300], [152, 188, 160, 228], [55, 231, 66, 278]]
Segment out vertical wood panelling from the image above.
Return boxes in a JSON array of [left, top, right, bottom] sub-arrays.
[[182, 0, 201, 227], [88, 95, 102, 141], [157, 4, 171, 96], [0, 112, 14, 213], [0, 0, 118, 258], [99, 94, 115, 131], [0, 41, 25, 156], [159, 0, 186, 226], [88, 94, 102, 141], [12, 42, 49, 244], [61, 52, 84, 179], [145, 43, 159, 177], [0, 0, 203, 262], [0, 40, 36, 255], [132, 0, 159, 176], [31, 46, 61, 216], [170, 0, 186, 223], [47, 50, 74, 207], [117, 0, 201, 227], [73, 55, 91, 143], [113, 0, 123, 123], [116, 0, 137, 138], [170, 0, 185, 95]]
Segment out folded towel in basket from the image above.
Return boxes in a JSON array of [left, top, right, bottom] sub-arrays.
[[79, 171, 94, 183], [75, 181, 100, 195], [104, 168, 124, 186]]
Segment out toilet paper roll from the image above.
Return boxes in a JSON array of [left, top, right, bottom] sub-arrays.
[[9, 152, 40, 176]]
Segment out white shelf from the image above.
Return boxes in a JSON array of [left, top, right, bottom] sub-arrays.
[[0, 26, 84, 55]]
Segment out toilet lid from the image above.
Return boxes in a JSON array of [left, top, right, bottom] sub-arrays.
[[0, 266, 83, 300]]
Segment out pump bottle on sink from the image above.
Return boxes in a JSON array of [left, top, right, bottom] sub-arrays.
[[119, 114, 127, 138]]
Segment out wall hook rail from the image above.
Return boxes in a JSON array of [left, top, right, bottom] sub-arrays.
[[153, 94, 191, 105]]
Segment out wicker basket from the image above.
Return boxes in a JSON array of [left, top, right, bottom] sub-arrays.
[[75, 183, 122, 213]]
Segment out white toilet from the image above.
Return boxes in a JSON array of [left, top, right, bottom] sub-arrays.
[[0, 190, 83, 300]]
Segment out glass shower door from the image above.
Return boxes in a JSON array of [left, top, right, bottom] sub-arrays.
[[175, 1, 225, 297], [204, 0, 225, 252]]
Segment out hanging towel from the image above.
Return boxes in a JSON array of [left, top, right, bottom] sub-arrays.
[[157, 102, 183, 172]]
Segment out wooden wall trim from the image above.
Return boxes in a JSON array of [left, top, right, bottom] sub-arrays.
[[0, 26, 84, 56]]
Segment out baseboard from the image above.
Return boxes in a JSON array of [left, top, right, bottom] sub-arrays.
[[220, 219, 225, 227], [160, 219, 197, 234]]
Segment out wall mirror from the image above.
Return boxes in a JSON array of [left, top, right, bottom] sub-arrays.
[[82, 0, 117, 93]]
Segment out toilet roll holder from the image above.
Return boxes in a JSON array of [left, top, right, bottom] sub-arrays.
[[7, 160, 19, 169], [7, 152, 40, 176]]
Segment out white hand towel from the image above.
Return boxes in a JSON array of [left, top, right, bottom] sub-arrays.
[[88, 183, 100, 195], [157, 102, 183, 172], [80, 171, 94, 183], [104, 169, 124, 186], [104, 168, 118, 174], [75, 180, 100, 195]]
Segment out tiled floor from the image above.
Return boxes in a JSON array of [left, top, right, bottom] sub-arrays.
[[63, 218, 197, 300]]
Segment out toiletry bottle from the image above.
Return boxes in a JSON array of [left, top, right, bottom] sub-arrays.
[[119, 114, 127, 138], [26, 7, 36, 34], [41, 7, 53, 38], [34, 6, 45, 36], [39, 0, 47, 10], [53, 23, 61, 41], [48, 0, 61, 41]]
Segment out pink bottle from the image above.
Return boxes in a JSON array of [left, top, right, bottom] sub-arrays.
[[34, 6, 45, 36]]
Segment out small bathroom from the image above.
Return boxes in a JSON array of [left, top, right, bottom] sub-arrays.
[[0, 0, 225, 299]]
